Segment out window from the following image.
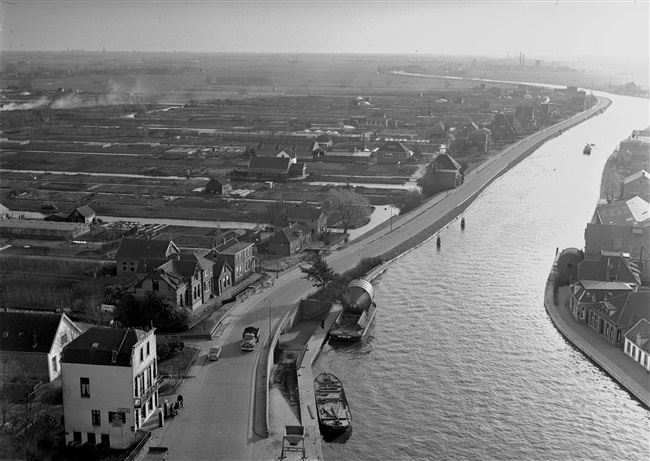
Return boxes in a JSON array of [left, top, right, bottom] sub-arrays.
[[80, 377, 90, 398], [626, 342, 630, 353], [134, 377, 139, 397], [152, 279, 159, 291], [146, 341, 150, 356], [140, 348, 144, 362], [73, 432, 82, 444], [108, 411, 126, 427], [87, 432, 96, 445], [122, 262, 128, 272], [129, 261, 136, 272], [92, 410, 101, 426], [52, 356, 58, 373]]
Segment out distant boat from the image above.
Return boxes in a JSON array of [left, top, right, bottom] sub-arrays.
[[583, 143, 592, 155], [314, 373, 352, 441]]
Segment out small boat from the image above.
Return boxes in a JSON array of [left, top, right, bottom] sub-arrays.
[[314, 373, 352, 441], [461, 217, 465, 230], [436, 235, 441, 248], [583, 144, 592, 155]]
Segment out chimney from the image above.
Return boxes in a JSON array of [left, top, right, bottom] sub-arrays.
[[111, 350, 118, 364]]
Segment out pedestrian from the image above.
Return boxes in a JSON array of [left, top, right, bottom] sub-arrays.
[[177, 394, 184, 409], [320, 317, 325, 329]]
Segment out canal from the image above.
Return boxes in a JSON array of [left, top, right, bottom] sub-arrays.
[[315, 93, 650, 460]]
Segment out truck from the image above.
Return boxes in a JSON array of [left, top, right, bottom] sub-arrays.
[[240, 326, 260, 351]]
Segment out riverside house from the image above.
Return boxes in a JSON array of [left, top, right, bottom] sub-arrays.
[[61, 327, 158, 450], [568, 280, 634, 323], [285, 204, 328, 239], [586, 290, 650, 347], [624, 318, 650, 371], [210, 240, 256, 286], [268, 223, 312, 257]]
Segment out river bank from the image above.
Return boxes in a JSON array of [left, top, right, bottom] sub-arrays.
[[544, 260, 649, 409], [272, 97, 613, 460]]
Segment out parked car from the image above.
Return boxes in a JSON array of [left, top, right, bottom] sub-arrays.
[[208, 346, 222, 361]]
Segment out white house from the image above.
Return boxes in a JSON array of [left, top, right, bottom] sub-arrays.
[[624, 318, 650, 372], [61, 327, 158, 449], [0, 311, 82, 383]]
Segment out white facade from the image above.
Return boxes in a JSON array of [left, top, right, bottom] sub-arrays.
[[61, 329, 158, 449], [624, 336, 650, 371]]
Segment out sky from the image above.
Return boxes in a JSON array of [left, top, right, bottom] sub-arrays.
[[1, 1, 648, 62]]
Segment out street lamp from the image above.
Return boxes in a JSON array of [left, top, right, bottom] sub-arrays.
[[385, 207, 393, 232], [264, 298, 272, 346]]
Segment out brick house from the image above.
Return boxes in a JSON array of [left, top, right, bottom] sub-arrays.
[[115, 238, 179, 275], [0, 311, 82, 383], [210, 240, 256, 286], [568, 280, 634, 324], [268, 223, 312, 257], [586, 290, 649, 347], [67, 205, 96, 224], [205, 177, 232, 195], [374, 141, 413, 165], [131, 253, 215, 311], [285, 204, 328, 239], [212, 260, 233, 296], [489, 112, 517, 141], [431, 153, 463, 189]]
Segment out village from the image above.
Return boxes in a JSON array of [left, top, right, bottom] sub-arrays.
[[3, 52, 648, 460]]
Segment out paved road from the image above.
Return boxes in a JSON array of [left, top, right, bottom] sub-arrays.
[[151, 97, 610, 460]]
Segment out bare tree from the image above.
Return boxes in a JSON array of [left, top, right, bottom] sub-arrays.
[[328, 189, 370, 234]]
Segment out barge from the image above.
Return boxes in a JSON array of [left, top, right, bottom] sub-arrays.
[[314, 372, 352, 441], [328, 278, 376, 341]]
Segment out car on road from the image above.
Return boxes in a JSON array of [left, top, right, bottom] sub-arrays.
[[208, 346, 222, 361]]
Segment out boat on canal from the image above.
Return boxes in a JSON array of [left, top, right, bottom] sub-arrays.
[[328, 278, 376, 341], [314, 372, 352, 441]]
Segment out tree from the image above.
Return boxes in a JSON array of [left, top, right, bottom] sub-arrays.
[[400, 190, 422, 214], [115, 291, 190, 333], [300, 253, 337, 290], [264, 201, 288, 230], [328, 189, 370, 234]]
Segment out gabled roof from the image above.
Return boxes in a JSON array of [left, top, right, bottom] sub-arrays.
[[207, 177, 229, 186], [376, 141, 412, 155], [434, 153, 462, 171], [247, 156, 291, 173], [590, 290, 650, 327], [577, 251, 640, 285], [115, 238, 179, 260], [623, 170, 649, 184], [72, 205, 95, 218], [213, 259, 233, 275], [270, 223, 308, 244], [0, 312, 76, 354], [625, 318, 650, 352], [61, 327, 149, 367], [578, 280, 633, 291], [286, 205, 326, 220]]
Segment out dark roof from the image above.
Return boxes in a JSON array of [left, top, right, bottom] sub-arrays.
[[578, 252, 640, 285], [62, 327, 149, 367], [270, 223, 307, 243], [590, 290, 650, 327], [0, 311, 67, 354], [247, 156, 291, 173], [377, 141, 410, 153], [286, 205, 325, 220], [625, 318, 650, 352], [315, 134, 332, 143], [72, 205, 96, 217], [115, 238, 178, 260], [213, 259, 232, 275], [434, 153, 462, 170]]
